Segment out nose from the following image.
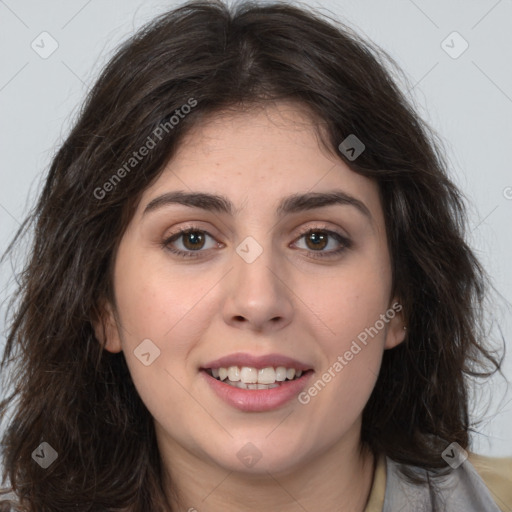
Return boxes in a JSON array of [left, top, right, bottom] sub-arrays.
[[222, 239, 294, 333]]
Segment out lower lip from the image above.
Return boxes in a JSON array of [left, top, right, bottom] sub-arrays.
[[201, 370, 314, 412]]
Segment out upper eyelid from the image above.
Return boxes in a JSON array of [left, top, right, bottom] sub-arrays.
[[164, 224, 350, 248], [165, 222, 348, 239]]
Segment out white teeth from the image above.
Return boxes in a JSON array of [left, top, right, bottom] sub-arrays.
[[208, 365, 306, 385], [240, 366, 258, 384], [227, 366, 240, 382], [286, 368, 296, 380], [226, 381, 280, 390], [275, 366, 287, 381], [258, 367, 276, 384]]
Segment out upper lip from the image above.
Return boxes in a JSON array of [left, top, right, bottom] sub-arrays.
[[201, 352, 313, 371]]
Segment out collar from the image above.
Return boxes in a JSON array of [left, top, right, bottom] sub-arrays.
[[363, 452, 502, 512]]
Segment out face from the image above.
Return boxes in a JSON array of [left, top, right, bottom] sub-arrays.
[[96, 102, 405, 478]]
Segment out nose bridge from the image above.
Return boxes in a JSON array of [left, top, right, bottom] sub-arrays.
[[224, 230, 294, 329], [234, 232, 281, 299]]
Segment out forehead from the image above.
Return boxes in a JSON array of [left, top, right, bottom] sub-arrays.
[[135, 102, 384, 227]]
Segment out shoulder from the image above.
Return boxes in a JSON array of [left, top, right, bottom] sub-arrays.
[[468, 451, 512, 512], [382, 452, 511, 512]]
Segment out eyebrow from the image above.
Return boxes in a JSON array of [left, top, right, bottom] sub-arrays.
[[143, 189, 372, 221]]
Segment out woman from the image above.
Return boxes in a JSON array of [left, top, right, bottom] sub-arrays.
[[1, 1, 511, 510]]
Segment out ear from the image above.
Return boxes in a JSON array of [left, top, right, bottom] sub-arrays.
[[92, 298, 123, 353], [383, 298, 407, 350]]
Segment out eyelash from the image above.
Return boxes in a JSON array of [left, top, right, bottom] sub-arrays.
[[161, 224, 352, 260]]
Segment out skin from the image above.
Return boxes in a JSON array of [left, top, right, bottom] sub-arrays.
[[95, 102, 406, 512]]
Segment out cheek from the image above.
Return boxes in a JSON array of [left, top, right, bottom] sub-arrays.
[[297, 252, 392, 407], [111, 252, 221, 412], [302, 254, 392, 344], [114, 249, 214, 344], [113, 270, 207, 435]]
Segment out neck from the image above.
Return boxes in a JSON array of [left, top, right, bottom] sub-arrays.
[[159, 431, 376, 512]]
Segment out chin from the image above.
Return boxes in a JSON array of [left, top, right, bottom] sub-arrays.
[[209, 436, 311, 476]]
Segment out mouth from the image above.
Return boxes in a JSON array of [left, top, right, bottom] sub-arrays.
[[199, 352, 315, 411], [202, 366, 314, 390]]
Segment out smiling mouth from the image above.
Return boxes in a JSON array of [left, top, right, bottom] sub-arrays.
[[203, 366, 313, 390]]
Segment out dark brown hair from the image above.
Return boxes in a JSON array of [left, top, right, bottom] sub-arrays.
[[0, 0, 505, 510]]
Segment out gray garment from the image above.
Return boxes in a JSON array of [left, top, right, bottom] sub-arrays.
[[383, 456, 502, 512]]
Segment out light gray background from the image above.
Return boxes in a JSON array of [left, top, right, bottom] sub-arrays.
[[0, 0, 511, 456]]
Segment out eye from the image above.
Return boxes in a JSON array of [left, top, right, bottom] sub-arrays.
[[161, 224, 352, 260], [162, 226, 220, 258], [292, 226, 352, 259]]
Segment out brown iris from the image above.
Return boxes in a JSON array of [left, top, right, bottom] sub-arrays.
[[182, 231, 205, 250], [304, 231, 328, 251]]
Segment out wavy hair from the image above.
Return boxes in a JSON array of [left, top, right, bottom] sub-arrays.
[[0, 0, 504, 510]]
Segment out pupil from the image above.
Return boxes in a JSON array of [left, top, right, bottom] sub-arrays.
[[185, 232, 203, 249], [308, 232, 327, 250]]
